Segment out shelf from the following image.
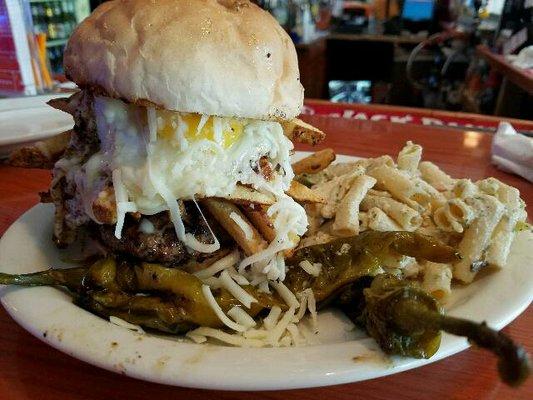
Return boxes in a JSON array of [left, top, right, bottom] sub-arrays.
[[476, 45, 533, 95], [46, 38, 68, 47]]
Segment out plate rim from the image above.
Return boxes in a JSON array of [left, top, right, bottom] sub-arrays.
[[0, 107, 73, 146]]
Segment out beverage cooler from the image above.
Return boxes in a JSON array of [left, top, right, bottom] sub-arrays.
[[28, 0, 90, 74]]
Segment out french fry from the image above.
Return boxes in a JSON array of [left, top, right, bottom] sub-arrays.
[[242, 204, 300, 258], [223, 185, 275, 205], [9, 130, 72, 169], [203, 198, 267, 256], [281, 118, 325, 145], [92, 186, 117, 224], [242, 205, 276, 242], [292, 148, 336, 175], [286, 181, 325, 203]]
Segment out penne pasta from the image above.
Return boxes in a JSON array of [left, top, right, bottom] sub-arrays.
[[422, 262, 453, 300], [312, 170, 365, 218], [419, 161, 455, 192], [367, 165, 431, 211], [397, 141, 422, 175], [332, 175, 376, 236], [414, 178, 447, 209], [485, 207, 527, 269], [453, 194, 505, 283], [366, 207, 402, 232], [452, 179, 477, 199], [360, 195, 422, 231], [433, 199, 474, 233]]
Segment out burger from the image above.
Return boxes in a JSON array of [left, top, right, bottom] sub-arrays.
[[44, 0, 324, 283]]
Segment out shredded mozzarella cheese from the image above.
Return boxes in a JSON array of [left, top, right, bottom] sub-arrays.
[[201, 285, 246, 332], [219, 270, 257, 309], [200, 276, 222, 289], [268, 306, 296, 345], [227, 266, 250, 285], [109, 316, 144, 334], [186, 331, 208, 344], [229, 212, 253, 240], [227, 306, 256, 329], [286, 323, 305, 346], [299, 260, 322, 277], [271, 281, 300, 308], [188, 327, 265, 348], [263, 306, 282, 331], [243, 329, 269, 339], [194, 251, 240, 279], [306, 289, 318, 333], [293, 292, 309, 322]]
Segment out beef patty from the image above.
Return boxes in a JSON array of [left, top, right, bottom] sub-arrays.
[[96, 205, 229, 265]]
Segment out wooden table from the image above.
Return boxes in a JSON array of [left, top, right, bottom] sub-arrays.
[[0, 116, 531, 399]]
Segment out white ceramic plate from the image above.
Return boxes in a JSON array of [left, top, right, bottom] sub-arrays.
[[0, 95, 73, 157], [0, 154, 532, 390]]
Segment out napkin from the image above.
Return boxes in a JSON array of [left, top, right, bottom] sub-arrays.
[[506, 46, 533, 70], [491, 122, 533, 183]]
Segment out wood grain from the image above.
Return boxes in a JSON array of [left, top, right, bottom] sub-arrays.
[[0, 116, 531, 399]]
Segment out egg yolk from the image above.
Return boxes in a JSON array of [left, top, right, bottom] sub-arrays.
[[157, 111, 244, 149]]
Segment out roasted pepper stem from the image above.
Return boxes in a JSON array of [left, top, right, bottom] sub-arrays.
[[393, 299, 530, 387]]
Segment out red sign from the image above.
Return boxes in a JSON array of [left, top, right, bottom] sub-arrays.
[[302, 102, 533, 134], [0, 0, 24, 92]]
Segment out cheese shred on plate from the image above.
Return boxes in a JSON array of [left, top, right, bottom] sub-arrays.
[[201, 285, 246, 332]]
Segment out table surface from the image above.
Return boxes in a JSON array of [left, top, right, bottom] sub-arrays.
[[0, 115, 531, 399]]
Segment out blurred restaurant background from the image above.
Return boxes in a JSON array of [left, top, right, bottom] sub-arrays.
[[1, 0, 532, 120]]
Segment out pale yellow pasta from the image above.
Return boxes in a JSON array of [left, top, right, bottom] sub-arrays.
[[422, 262, 452, 299], [360, 195, 422, 231], [485, 207, 527, 268], [321, 161, 365, 178], [476, 178, 526, 268], [367, 165, 432, 211], [358, 212, 369, 231], [452, 179, 477, 199], [433, 199, 475, 233], [453, 195, 505, 283], [477, 177, 522, 211], [332, 175, 376, 236], [367, 207, 402, 232], [446, 198, 475, 225], [432, 207, 456, 232], [365, 155, 396, 171], [419, 161, 455, 192], [476, 177, 500, 196], [367, 189, 392, 198], [312, 170, 365, 218], [414, 178, 447, 209], [397, 141, 422, 174]]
